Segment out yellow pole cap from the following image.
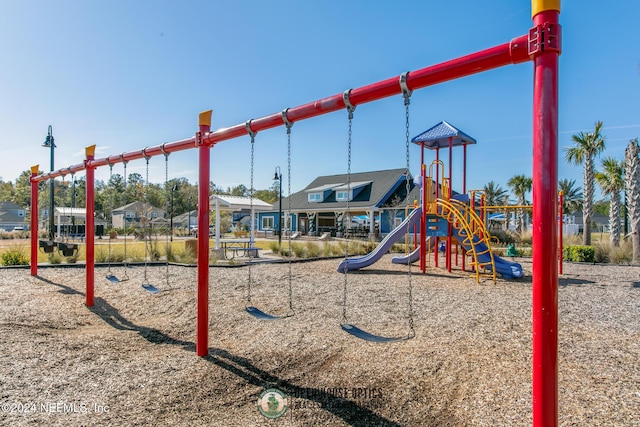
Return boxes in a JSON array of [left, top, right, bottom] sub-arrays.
[[85, 145, 96, 157], [532, 0, 560, 18], [199, 110, 213, 127], [31, 165, 39, 174]]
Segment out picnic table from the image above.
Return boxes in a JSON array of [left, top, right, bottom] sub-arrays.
[[218, 239, 260, 259]]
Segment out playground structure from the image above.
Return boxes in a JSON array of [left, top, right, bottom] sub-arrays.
[[337, 120, 525, 281], [28, 1, 561, 425]]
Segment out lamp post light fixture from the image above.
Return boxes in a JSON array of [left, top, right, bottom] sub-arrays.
[[273, 166, 282, 247], [42, 125, 56, 240]]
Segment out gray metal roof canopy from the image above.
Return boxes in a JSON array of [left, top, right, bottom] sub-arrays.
[[411, 120, 477, 149]]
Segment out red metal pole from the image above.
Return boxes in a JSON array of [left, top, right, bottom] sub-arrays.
[[462, 144, 467, 271], [85, 145, 96, 307], [558, 191, 563, 274], [447, 136, 453, 272], [420, 150, 427, 273], [196, 110, 212, 357], [531, 2, 561, 426], [30, 165, 39, 276]]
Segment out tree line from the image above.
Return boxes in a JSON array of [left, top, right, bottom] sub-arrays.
[[481, 122, 639, 263], [0, 171, 279, 223]]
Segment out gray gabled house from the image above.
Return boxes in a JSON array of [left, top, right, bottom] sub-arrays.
[[0, 201, 28, 231], [257, 168, 416, 238], [111, 201, 165, 230]]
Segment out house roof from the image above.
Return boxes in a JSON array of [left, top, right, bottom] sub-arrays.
[[411, 120, 476, 149], [0, 201, 25, 211], [210, 195, 273, 211], [112, 201, 165, 213], [172, 210, 198, 222], [280, 168, 410, 212], [53, 207, 87, 217]]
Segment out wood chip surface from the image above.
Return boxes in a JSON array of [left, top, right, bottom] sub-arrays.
[[0, 256, 638, 426]]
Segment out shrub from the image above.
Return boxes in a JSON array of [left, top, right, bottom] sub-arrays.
[[563, 245, 595, 263], [320, 243, 336, 257], [490, 230, 518, 245], [519, 231, 533, 245], [610, 240, 632, 264], [269, 241, 280, 254], [291, 243, 306, 258], [305, 242, 321, 258], [593, 242, 610, 263], [233, 230, 249, 238], [48, 253, 62, 264], [0, 249, 29, 266]]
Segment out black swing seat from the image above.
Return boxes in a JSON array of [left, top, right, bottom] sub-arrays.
[[341, 324, 412, 343], [142, 283, 160, 294], [39, 240, 56, 253], [57, 242, 78, 257], [245, 306, 291, 320], [105, 274, 120, 283]]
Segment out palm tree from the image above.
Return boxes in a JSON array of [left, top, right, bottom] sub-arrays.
[[483, 181, 509, 207], [565, 121, 606, 245], [558, 178, 583, 214], [507, 174, 532, 233], [625, 138, 640, 263], [595, 157, 624, 247]]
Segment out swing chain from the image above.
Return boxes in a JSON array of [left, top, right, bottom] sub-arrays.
[[106, 159, 114, 274], [341, 90, 356, 324], [120, 155, 129, 279], [162, 144, 170, 288], [401, 74, 416, 338], [142, 149, 151, 283], [283, 109, 295, 315], [246, 120, 256, 305]]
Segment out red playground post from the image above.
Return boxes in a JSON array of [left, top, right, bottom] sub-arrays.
[[531, 1, 561, 425], [85, 145, 96, 307], [196, 111, 212, 357], [30, 165, 39, 277]]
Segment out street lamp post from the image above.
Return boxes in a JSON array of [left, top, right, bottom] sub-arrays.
[[273, 167, 282, 247], [42, 125, 56, 240], [170, 184, 178, 241]]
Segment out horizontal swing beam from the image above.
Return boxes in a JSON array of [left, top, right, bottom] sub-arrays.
[[31, 34, 530, 183]]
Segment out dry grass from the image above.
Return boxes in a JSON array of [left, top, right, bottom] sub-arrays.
[[0, 257, 639, 426]]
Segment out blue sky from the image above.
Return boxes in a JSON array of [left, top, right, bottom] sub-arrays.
[[1, 1, 639, 201]]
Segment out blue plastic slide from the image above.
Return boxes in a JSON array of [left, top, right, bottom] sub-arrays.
[[337, 207, 422, 272], [391, 237, 435, 265], [452, 229, 523, 279]]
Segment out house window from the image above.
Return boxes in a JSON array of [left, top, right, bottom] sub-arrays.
[[125, 212, 135, 219], [318, 217, 335, 227], [308, 193, 322, 203], [336, 191, 349, 201], [262, 216, 274, 230]]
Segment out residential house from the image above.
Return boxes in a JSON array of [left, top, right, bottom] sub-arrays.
[[257, 168, 418, 238], [0, 201, 27, 231], [111, 201, 165, 230], [172, 210, 198, 230]]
